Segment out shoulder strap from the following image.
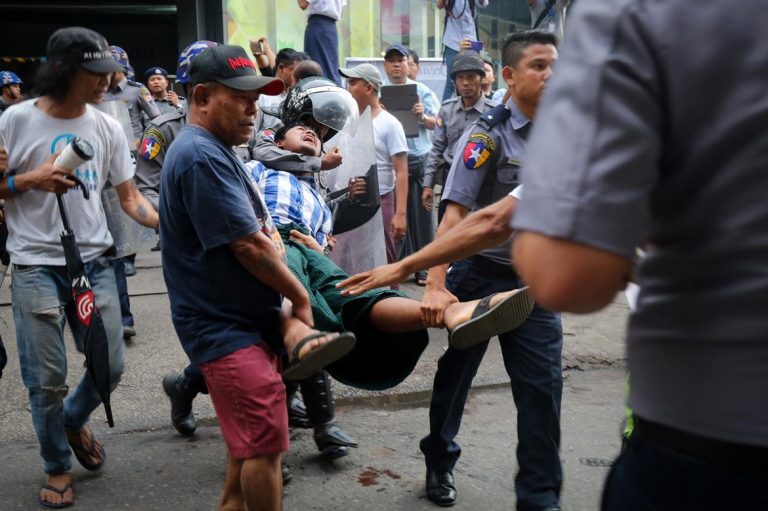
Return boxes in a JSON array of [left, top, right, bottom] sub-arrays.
[[533, 0, 557, 29], [478, 104, 511, 129]]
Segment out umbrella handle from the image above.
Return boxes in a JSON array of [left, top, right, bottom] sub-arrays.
[[65, 175, 90, 200], [56, 175, 89, 233]]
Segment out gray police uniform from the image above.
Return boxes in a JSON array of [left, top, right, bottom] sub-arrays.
[[153, 97, 185, 116], [101, 76, 161, 149], [419, 99, 564, 510], [514, 0, 768, 505], [423, 94, 497, 190], [135, 110, 186, 208]]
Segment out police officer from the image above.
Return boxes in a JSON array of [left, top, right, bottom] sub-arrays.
[[422, 52, 497, 220], [419, 31, 563, 510], [0, 71, 23, 115], [99, 45, 161, 153], [143, 66, 185, 115]]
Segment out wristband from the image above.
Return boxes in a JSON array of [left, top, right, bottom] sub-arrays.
[[8, 175, 16, 193]]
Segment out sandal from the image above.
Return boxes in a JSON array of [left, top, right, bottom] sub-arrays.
[[283, 331, 356, 381], [67, 426, 106, 471], [39, 483, 73, 509], [448, 288, 535, 350]]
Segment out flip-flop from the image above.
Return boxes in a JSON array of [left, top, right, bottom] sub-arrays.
[[448, 287, 535, 350], [283, 331, 356, 381], [67, 427, 106, 471], [39, 483, 74, 509]]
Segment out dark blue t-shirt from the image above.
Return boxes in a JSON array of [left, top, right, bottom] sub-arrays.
[[159, 125, 283, 365]]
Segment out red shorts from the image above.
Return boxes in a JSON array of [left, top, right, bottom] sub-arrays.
[[199, 343, 289, 459]]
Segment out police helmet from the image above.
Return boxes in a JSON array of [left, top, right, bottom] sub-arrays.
[[1, 71, 23, 86], [176, 41, 217, 85], [279, 77, 359, 143], [451, 52, 486, 79]]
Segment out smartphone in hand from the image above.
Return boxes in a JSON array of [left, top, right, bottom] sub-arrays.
[[469, 40, 484, 52]]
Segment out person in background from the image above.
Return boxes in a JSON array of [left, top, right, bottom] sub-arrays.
[[0, 71, 24, 115], [527, 0, 570, 40], [255, 48, 310, 131], [143, 66, 184, 115], [407, 49, 421, 81], [299, 0, 346, 86], [381, 44, 439, 286], [436, 0, 490, 102], [480, 58, 506, 103], [423, 52, 497, 224], [340, 63, 408, 280]]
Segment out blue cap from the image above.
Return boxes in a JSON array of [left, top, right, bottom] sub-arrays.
[[176, 40, 218, 85], [144, 66, 168, 80], [1, 71, 22, 86], [384, 44, 409, 59], [109, 45, 130, 70]]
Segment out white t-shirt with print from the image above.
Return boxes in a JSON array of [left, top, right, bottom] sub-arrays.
[[372, 109, 408, 195], [0, 100, 134, 265]]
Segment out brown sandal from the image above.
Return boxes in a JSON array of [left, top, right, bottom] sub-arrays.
[[67, 427, 106, 471]]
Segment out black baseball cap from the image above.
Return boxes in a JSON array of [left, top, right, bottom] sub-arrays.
[[189, 45, 284, 95], [46, 27, 122, 74], [384, 44, 409, 59]]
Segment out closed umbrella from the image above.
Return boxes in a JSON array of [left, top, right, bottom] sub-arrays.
[[57, 175, 115, 427]]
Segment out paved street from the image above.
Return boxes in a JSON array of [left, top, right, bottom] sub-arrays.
[[0, 251, 630, 510]]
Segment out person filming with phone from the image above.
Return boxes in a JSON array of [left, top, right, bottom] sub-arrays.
[[144, 67, 185, 114], [436, 0, 490, 102]]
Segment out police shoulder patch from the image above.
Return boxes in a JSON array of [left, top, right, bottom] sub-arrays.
[[140, 86, 154, 104], [463, 131, 496, 169], [140, 126, 165, 161], [435, 113, 445, 136]]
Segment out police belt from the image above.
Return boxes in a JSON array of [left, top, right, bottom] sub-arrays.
[[634, 416, 768, 474], [466, 255, 518, 278]]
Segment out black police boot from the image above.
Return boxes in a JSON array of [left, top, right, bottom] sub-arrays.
[[162, 372, 200, 436], [300, 371, 358, 460], [287, 392, 312, 428]]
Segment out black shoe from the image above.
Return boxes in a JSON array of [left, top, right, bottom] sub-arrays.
[[124, 260, 137, 277], [287, 393, 312, 429], [426, 470, 456, 507], [122, 325, 137, 340], [150, 240, 161, 252], [315, 423, 358, 460], [282, 459, 292, 485], [162, 373, 197, 436]]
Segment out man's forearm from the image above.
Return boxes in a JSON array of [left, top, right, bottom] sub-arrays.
[[231, 233, 308, 306], [425, 201, 470, 286], [403, 195, 516, 275], [116, 180, 159, 229], [393, 156, 408, 216]]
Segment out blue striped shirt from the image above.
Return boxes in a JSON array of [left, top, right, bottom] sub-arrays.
[[247, 161, 334, 248]]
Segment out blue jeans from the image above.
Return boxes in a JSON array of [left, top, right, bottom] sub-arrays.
[[603, 430, 768, 510], [114, 256, 133, 327], [12, 256, 125, 475], [420, 257, 564, 510], [442, 46, 459, 102]]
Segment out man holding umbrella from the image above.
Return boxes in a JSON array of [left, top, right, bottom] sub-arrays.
[[0, 27, 159, 509]]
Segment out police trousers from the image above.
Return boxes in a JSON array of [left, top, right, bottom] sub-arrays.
[[420, 256, 564, 510]]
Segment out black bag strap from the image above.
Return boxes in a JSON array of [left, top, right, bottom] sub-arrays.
[[533, 0, 557, 29]]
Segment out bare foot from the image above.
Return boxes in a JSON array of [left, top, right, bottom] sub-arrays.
[[39, 473, 74, 508], [443, 289, 523, 331]]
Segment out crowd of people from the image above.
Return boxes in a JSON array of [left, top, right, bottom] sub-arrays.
[[2, 0, 767, 510]]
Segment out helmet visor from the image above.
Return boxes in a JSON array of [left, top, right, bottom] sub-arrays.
[[306, 86, 359, 138]]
